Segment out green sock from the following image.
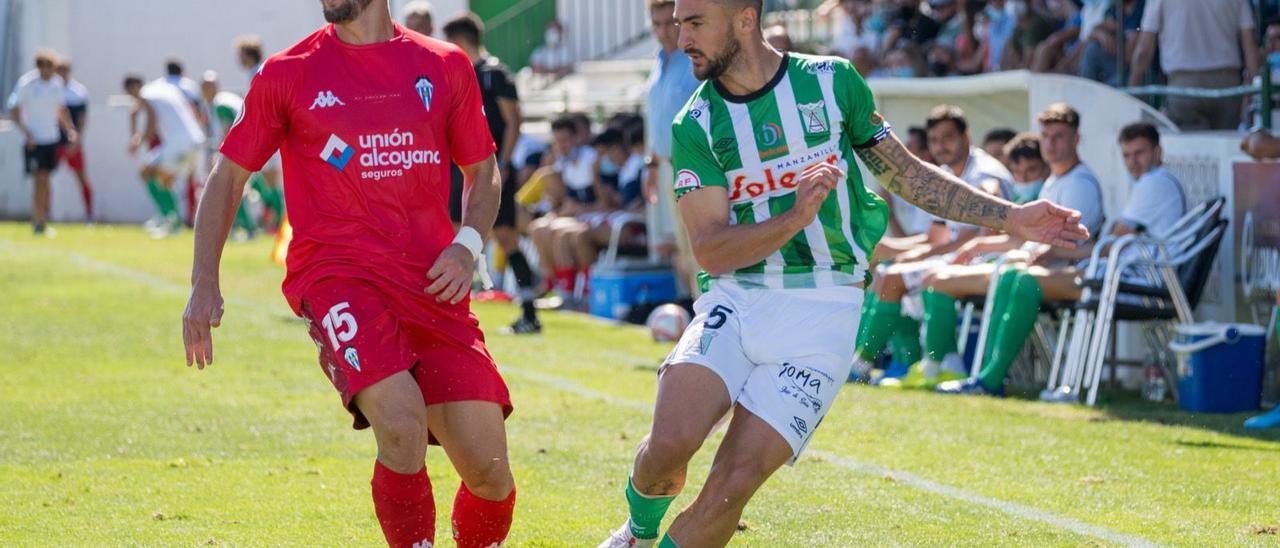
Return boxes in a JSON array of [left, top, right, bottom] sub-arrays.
[[978, 271, 1042, 392], [922, 289, 958, 361], [855, 299, 901, 362], [626, 478, 675, 540], [233, 201, 256, 235], [891, 316, 922, 366], [854, 292, 878, 351], [658, 534, 679, 548], [145, 179, 174, 217], [981, 268, 1021, 366]]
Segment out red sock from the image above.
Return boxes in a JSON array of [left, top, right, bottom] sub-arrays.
[[371, 461, 435, 548], [78, 180, 93, 219], [451, 483, 515, 548], [554, 267, 576, 292]]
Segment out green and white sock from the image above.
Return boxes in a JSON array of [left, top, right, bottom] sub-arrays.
[[978, 271, 1042, 392], [922, 289, 958, 362], [658, 534, 679, 548], [626, 477, 676, 540]]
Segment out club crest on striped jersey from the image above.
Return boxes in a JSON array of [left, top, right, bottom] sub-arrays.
[[798, 101, 829, 135], [689, 98, 710, 120]]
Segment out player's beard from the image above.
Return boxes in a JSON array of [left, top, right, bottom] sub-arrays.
[[322, 0, 375, 24], [690, 32, 741, 81]]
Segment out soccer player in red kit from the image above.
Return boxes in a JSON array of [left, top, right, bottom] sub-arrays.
[[181, 1, 515, 546]]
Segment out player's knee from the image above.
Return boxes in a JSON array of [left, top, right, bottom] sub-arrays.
[[461, 458, 514, 501], [372, 413, 428, 471]]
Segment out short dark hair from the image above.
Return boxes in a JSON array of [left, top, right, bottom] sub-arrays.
[[591, 128, 626, 149], [122, 74, 145, 91], [908, 126, 928, 142], [1037, 102, 1080, 131], [571, 112, 592, 135], [166, 59, 183, 77], [551, 115, 579, 134], [983, 127, 1017, 146], [235, 35, 264, 64], [925, 104, 967, 134], [1004, 132, 1043, 164], [443, 12, 484, 46], [714, 0, 764, 25], [1118, 122, 1160, 146]]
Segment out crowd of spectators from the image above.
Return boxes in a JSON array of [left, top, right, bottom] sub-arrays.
[[806, 0, 1265, 130]]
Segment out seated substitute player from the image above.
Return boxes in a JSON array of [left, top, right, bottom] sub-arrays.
[[902, 103, 1105, 389], [935, 122, 1186, 396], [182, 1, 516, 546], [528, 114, 601, 297], [558, 126, 650, 273], [597, 1, 1088, 546], [908, 132, 1050, 377], [851, 105, 1014, 387]]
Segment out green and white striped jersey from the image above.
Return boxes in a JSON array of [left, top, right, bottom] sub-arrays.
[[672, 53, 891, 291]]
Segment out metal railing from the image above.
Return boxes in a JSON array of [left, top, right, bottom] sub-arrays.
[[559, 0, 650, 67], [1121, 60, 1276, 130]]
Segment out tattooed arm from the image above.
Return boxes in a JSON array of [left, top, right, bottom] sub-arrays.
[[856, 132, 1091, 247], [856, 132, 1011, 230]]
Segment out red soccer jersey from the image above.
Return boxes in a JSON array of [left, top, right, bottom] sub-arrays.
[[221, 23, 496, 314]]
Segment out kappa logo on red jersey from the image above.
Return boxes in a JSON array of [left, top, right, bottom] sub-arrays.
[[309, 90, 346, 110]]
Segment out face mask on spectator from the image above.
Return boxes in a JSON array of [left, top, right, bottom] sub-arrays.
[[984, 5, 1008, 25], [600, 156, 619, 176], [1268, 51, 1280, 68], [546, 29, 561, 45], [1014, 179, 1044, 202], [892, 66, 914, 78], [928, 61, 950, 76]]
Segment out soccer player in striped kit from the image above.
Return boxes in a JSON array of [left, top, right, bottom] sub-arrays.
[[600, 1, 1090, 546]]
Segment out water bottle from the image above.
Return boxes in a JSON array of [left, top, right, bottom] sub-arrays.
[[1142, 364, 1167, 403]]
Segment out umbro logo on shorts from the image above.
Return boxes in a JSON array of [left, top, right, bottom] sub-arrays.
[[309, 90, 346, 110]]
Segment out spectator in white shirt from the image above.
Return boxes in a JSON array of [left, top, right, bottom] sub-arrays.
[[7, 49, 78, 235]]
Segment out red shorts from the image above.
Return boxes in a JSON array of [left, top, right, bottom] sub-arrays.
[[298, 277, 512, 432], [56, 144, 85, 172]]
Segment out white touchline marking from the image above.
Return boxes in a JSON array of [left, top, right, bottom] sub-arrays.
[[499, 365, 1161, 548], [6, 237, 1160, 547]]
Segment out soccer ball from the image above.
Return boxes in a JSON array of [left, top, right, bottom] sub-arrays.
[[646, 303, 690, 343]]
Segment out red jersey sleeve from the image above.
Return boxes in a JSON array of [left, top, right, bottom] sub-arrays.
[[220, 63, 290, 171], [444, 50, 496, 167]]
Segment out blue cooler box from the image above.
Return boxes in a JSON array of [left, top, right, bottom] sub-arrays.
[[589, 264, 678, 320], [1169, 323, 1267, 413]]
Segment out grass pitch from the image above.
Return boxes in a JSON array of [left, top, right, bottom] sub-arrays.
[[1, 223, 1278, 546]]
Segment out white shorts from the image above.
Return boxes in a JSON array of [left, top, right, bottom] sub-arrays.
[[145, 145, 197, 178], [662, 281, 863, 463]]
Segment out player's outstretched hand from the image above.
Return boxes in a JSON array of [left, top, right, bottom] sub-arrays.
[[426, 244, 475, 305], [183, 282, 225, 370], [793, 162, 843, 225], [1006, 200, 1090, 248]]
